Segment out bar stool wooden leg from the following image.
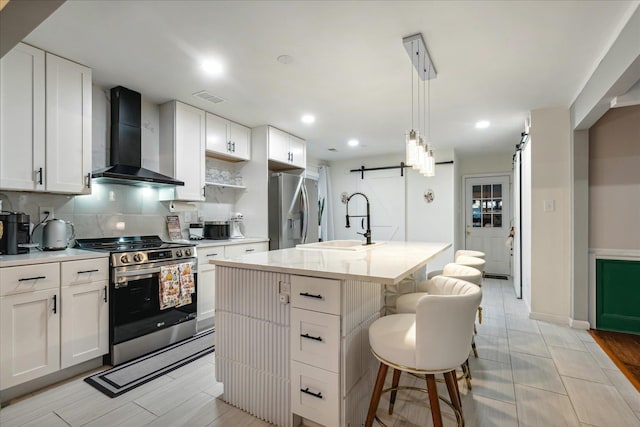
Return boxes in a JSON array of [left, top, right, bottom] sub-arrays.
[[388, 368, 402, 415], [463, 358, 472, 390], [471, 336, 478, 358], [365, 362, 389, 427], [425, 373, 443, 427], [444, 370, 463, 417]]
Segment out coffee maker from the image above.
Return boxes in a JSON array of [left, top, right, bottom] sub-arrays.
[[0, 212, 30, 255]]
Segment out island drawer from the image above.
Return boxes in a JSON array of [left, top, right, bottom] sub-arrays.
[[291, 360, 340, 427], [291, 276, 340, 315], [61, 258, 108, 285], [291, 308, 340, 373], [0, 262, 60, 296]]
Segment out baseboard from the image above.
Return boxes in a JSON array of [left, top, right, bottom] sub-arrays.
[[529, 311, 571, 326], [570, 319, 591, 330]]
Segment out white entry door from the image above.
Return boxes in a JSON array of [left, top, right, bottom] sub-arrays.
[[464, 175, 511, 275]]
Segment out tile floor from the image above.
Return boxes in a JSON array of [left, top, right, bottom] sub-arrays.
[[0, 278, 639, 426]]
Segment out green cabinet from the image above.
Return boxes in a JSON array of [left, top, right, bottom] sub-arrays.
[[596, 259, 640, 334]]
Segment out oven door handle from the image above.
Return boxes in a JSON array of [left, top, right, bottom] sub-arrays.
[[114, 267, 161, 286]]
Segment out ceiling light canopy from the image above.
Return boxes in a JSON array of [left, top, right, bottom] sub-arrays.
[[301, 114, 315, 124], [348, 139, 359, 147], [475, 120, 490, 129]]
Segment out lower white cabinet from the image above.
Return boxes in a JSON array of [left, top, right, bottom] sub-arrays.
[[60, 258, 109, 369], [291, 361, 340, 427], [0, 263, 61, 389], [0, 257, 108, 390]]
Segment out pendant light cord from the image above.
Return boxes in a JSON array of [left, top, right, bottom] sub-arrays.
[[411, 40, 415, 131]]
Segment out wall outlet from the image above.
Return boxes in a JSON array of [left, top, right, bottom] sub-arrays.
[[39, 207, 54, 222], [184, 211, 193, 222], [543, 200, 555, 212]]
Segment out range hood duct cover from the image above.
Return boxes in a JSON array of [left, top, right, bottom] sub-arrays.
[[91, 86, 184, 187]]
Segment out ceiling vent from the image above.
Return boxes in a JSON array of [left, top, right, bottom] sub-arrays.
[[192, 90, 225, 104]]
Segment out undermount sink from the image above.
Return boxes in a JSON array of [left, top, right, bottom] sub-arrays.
[[296, 240, 386, 251]]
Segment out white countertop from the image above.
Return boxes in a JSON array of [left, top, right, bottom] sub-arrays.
[[191, 237, 268, 248], [0, 248, 109, 268], [210, 241, 451, 284]]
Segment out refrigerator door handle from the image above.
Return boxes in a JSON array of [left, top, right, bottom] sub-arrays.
[[301, 182, 309, 243]]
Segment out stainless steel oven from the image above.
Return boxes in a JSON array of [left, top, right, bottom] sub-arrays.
[[76, 236, 198, 365]]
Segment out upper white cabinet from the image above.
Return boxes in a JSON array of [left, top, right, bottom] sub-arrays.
[[45, 53, 93, 194], [267, 126, 306, 170], [159, 101, 206, 201], [206, 112, 250, 161], [0, 43, 92, 194]]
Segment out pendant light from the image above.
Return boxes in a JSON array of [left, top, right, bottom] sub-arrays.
[[403, 33, 437, 176]]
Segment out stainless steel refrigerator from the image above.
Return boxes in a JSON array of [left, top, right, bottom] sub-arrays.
[[268, 173, 319, 250]]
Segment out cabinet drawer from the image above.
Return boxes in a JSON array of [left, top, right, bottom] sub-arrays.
[[0, 263, 60, 296], [291, 276, 340, 315], [291, 308, 340, 373], [224, 242, 268, 259], [198, 246, 224, 272], [291, 361, 340, 427], [61, 258, 108, 285]]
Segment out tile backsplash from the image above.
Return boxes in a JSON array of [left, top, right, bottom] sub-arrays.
[[0, 182, 235, 245]]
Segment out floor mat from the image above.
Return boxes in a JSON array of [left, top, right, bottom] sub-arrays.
[[85, 329, 214, 398], [590, 329, 640, 393]]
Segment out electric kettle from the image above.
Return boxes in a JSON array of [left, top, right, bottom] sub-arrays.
[[41, 219, 75, 251]]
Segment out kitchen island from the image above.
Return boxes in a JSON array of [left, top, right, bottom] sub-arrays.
[[210, 241, 450, 427]]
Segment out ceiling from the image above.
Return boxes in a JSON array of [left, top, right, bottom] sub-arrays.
[[22, 0, 638, 162]]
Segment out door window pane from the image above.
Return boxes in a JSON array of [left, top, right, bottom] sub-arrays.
[[470, 181, 505, 229], [482, 185, 491, 198], [493, 184, 502, 197], [473, 185, 481, 198]]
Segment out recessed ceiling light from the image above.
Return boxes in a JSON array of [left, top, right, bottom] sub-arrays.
[[475, 120, 490, 129], [301, 114, 315, 124], [348, 139, 359, 147], [201, 59, 224, 76]]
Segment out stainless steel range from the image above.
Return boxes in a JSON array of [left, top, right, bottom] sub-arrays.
[[76, 235, 198, 365]]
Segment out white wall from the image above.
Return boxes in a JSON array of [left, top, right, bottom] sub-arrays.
[[529, 108, 572, 323]]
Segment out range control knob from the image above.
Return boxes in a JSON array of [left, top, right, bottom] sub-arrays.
[[185, 248, 192, 256], [120, 255, 130, 264], [176, 249, 183, 258], [133, 253, 143, 262]]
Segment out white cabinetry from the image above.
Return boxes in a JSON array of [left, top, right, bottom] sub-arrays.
[[0, 263, 60, 389], [290, 275, 341, 427], [0, 43, 92, 194], [160, 101, 206, 201], [206, 113, 251, 161], [267, 126, 306, 170], [60, 258, 109, 369]]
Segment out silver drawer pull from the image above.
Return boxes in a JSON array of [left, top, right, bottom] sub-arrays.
[[300, 388, 323, 399], [245, 248, 255, 252], [301, 333, 323, 342], [300, 292, 323, 299], [18, 276, 46, 282], [206, 253, 219, 257], [77, 269, 99, 274]]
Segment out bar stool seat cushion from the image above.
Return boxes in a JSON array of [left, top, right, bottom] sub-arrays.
[[369, 313, 417, 369], [454, 255, 486, 273], [455, 249, 485, 259], [396, 292, 429, 313], [442, 263, 482, 286]]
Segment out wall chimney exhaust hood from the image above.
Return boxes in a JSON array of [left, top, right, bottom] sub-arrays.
[[91, 86, 184, 187]]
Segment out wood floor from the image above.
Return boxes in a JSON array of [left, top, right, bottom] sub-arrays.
[[1, 278, 639, 426], [590, 329, 640, 393]]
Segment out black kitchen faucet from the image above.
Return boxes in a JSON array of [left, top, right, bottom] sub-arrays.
[[345, 192, 373, 245]]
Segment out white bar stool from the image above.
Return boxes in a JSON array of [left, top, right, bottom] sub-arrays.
[[365, 276, 482, 427], [454, 249, 485, 260], [453, 256, 486, 323]]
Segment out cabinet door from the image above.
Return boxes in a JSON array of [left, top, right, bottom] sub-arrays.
[[197, 246, 223, 322], [205, 112, 229, 155], [0, 289, 60, 389], [45, 53, 92, 194], [268, 127, 291, 164], [174, 102, 205, 201], [289, 135, 306, 169], [228, 122, 251, 160], [60, 281, 109, 369], [0, 43, 45, 191]]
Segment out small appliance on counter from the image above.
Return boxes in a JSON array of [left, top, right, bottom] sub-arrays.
[[204, 221, 230, 240], [35, 218, 75, 251], [0, 212, 30, 255], [230, 213, 244, 239], [189, 223, 205, 240]]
